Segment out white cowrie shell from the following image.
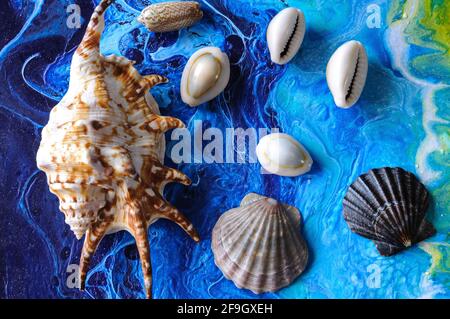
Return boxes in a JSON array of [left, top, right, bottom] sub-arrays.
[[266, 7, 306, 65], [326, 40, 368, 108]]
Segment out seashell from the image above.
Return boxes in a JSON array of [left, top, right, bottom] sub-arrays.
[[138, 1, 203, 33], [343, 167, 436, 256], [266, 7, 306, 65], [36, 0, 199, 299], [180, 46, 230, 107], [256, 133, 312, 177], [326, 40, 368, 108], [212, 193, 309, 293]]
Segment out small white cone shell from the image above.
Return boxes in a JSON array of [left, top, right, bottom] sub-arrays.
[[326, 40, 368, 108]]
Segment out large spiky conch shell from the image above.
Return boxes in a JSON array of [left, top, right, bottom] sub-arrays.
[[36, 0, 199, 298]]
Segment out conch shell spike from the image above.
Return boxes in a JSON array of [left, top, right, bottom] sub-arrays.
[[129, 211, 152, 299], [143, 74, 169, 89], [76, 0, 114, 59], [79, 217, 112, 291], [159, 205, 200, 242], [153, 165, 191, 186], [146, 115, 185, 132]]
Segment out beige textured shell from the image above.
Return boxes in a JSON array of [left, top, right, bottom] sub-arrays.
[[212, 193, 309, 294], [138, 1, 203, 33], [35, 0, 199, 299]]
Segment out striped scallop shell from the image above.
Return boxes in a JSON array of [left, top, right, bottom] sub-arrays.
[[212, 193, 309, 293], [138, 1, 203, 33], [343, 167, 436, 256]]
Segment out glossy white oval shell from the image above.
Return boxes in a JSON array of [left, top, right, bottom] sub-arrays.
[[266, 7, 305, 65], [256, 133, 312, 177], [181, 47, 230, 107], [326, 40, 368, 108]]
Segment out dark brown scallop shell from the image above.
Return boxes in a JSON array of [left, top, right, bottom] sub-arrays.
[[343, 167, 436, 256]]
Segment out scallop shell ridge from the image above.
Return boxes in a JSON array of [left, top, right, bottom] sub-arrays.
[[343, 167, 436, 256], [212, 193, 308, 293]]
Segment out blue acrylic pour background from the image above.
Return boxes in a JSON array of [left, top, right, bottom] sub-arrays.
[[0, 0, 449, 298]]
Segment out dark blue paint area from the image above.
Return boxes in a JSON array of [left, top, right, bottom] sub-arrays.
[[0, 0, 448, 299]]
